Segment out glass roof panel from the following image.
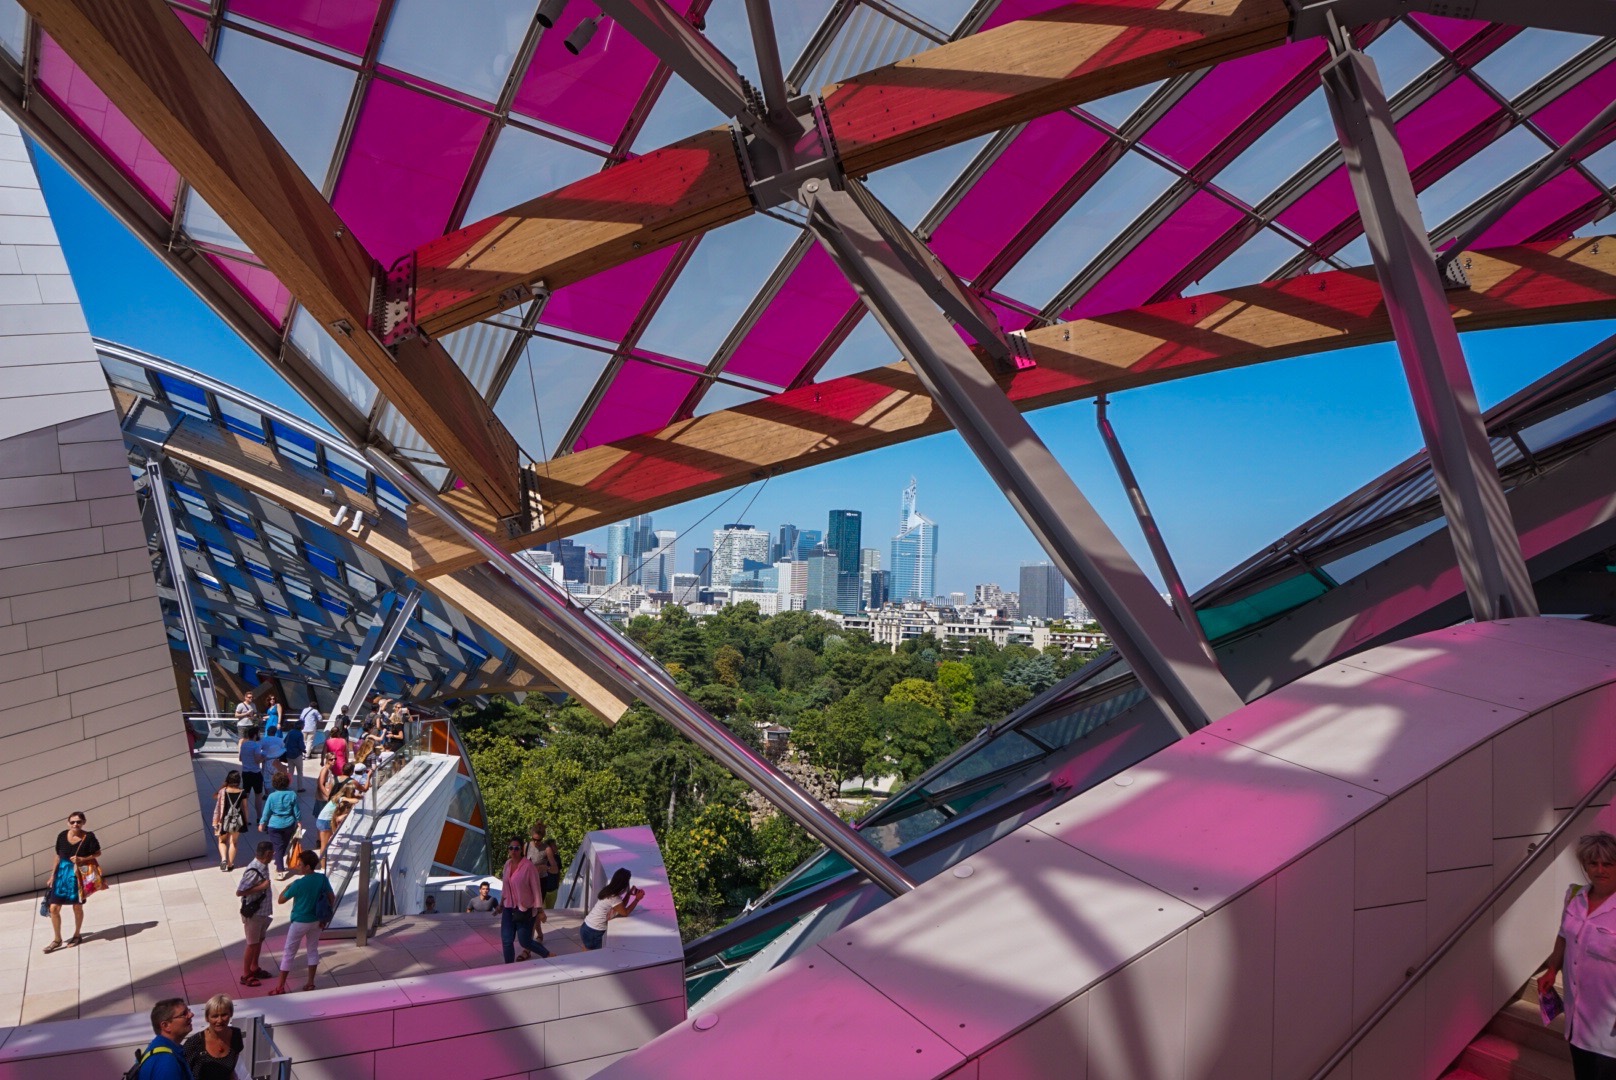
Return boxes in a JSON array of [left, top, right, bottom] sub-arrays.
[[1407, 13, 1491, 53], [997, 151, 1176, 309], [539, 244, 681, 343], [207, 254, 293, 328], [1469, 168, 1602, 248], [631, 69, 726, 155], [227, 0, 383, 56], [1583, 142, 1616, 187], [377, 0, 536, 105], [1061, 189, 1243, 319], [439, 318, 519, 397], [183, 194, 246, 251], [804, 3, 933, 90], [287, 307, 379, 414], [0, 1, 24, 63], [1418, 124, 1550, 228], [1189, 227, 1305, 295], [1213, 85, 1335, 207], [462, 124, 602, 224], [864, 134, 990, 229], [1140, 41, 1323, 173], [572, 359, 699, 451], [215, 28, 355, 185], [928, 112, 1110, 282], [1363, 20, 1444, 99], [1082, 80, 1165, 130], [1473, 28, 1599, 102], [692, 380, 768, 418], [638, 214, 800, 363], [514, 4, 659, 145], [1532, 59, 1616, 145], [493, 336, 610, 462], [330, 79, 483, 265], [813, 311, 899, 384], [724, 242, 859, 386]]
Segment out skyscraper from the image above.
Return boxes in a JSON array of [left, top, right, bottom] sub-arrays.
[[693, 547, 713, 588], [859, 548, 881, 610], [804, 546, 840, 613], [711, 524, 771, 587], [1020, 561, 1065, 620], [827, 510, 862, 614], [604, 524, 629, 586], [889, 478, 938, 603], [795, 529, 822, 561], [774, 524, 799, 564]]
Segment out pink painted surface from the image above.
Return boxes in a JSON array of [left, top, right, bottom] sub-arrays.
[[572, 360, 697, 451], [514, 0, 662, 145], [929, 112, 1109, 282], [540, 244, 680, 343], [206, 253, 293, 328], [330, 79, 483, 265], [1060, 190, 1243, 319], [1408, 12, 1491, 52], [1141, 40, 1324, 173], [228, 0, 384, 55], [725, 245, 859, 386]]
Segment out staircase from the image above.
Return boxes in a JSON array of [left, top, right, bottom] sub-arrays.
[[1441, 982, 1572, 1080]]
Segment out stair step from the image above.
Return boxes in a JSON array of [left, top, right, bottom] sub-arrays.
[[1486, 1000, 1570, 1060], [1457, 1033, 1574, 1080]]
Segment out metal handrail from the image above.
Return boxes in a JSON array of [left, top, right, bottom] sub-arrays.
[[1309, 754, 1616, 1080]]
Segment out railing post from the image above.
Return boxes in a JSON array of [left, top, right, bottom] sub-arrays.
[[355, 838, 372, 947]]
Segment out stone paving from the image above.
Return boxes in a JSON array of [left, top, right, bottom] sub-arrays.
[[0, 753, 580, 1025]]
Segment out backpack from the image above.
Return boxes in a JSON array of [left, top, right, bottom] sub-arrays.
[[314, 886, 335, 928], [124, 1045, 172, 1080], [239, 866, 267, 919]]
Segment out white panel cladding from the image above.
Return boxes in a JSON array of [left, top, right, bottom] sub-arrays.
[[0, 112, 203, 896]]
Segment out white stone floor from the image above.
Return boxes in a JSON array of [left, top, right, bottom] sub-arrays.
[[0, 753, 581, 1026]]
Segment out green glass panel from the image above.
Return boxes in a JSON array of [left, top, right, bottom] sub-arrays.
[[771, 849, 852, 900], [1197, 573, 1330, 641]]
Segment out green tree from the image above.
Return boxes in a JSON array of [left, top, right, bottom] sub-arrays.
[[663, 801, 757, 936], [872, 699, 962, 782], [884, 677, 946, 716], [935, 659, 976, 719], [789, 697, 876, 781]]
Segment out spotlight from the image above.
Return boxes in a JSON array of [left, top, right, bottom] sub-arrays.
[[564, 16, 597, 55], [535, 0, 567, 29]]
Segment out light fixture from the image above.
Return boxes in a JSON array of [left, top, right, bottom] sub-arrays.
[[564, 16, 597, 55], [536, 0, 567, 29]]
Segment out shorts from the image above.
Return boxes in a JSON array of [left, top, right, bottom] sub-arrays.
[[242, 913, 271, 944], [241, 771, 264, 795], [580, 924, 606, 951]]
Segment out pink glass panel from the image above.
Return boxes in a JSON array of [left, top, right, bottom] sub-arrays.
[[573, 360, 698, 451], [540, 244, 680, 343], [1278, 78, 1501, 242], [1060, 191, 1242, 320], [206, 253, 293, 328], [1141, 40, 1324, 173], [514, 3, 664, 145], [1407, 13, 1489, 53], [1534, 59, 1616, 149], [725, 245, 859, 386], [980, 292, 1038, 334], [1467, 169, 1602, 248], [35, 35, 192, 214], [929, 113, 1109, 282], [981, 0, 1087, 32], [331, 80, 482, 265], [228, 0, 384, 56]]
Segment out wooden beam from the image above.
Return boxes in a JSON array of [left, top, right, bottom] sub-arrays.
[[407, 0, 1292, 339], [150, 415, 630, 720], [26, 0, 525, 518], [403, 235, 1616, 575]]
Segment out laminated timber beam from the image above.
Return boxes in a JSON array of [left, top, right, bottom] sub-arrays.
[[130, 404, 628, 720], [408, 0, 1292, 339], [25, 0, 527, 520], [403, 234, 1616, 576]]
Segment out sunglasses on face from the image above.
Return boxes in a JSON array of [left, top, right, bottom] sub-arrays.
[[68, 818, 84, 825]]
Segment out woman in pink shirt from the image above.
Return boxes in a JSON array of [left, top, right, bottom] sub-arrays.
[[499, 839, 549, 962], [323, 725, 349, 777]]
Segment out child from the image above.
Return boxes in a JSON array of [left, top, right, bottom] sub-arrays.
[[580, 868, 644, 951]]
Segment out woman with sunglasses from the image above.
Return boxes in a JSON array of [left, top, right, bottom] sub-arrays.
[[181, 993, 244, 1080], [42, 810, 99, 953]]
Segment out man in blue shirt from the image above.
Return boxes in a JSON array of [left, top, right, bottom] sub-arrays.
[[134, 997, 191, 1079]]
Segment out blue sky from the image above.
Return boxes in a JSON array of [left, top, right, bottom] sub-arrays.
[[37, 144, 1616, 600]]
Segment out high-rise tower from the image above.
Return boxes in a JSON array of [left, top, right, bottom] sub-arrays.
[[889, 478, 938, 603]]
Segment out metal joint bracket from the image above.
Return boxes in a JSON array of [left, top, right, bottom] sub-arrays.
[[371, 252, 417, 347], [500, 467, 544, 539], [736, 96, 841, 211], [1440, 255, 1470, 291], [1291, 0, 1616, 39]]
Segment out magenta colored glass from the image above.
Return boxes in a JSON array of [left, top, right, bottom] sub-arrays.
[[1141, 41, 1324, 172], [1407, 12, 1489, 52], [330, 80, 483, 266], [514, 4, 663, 145], [227, 0, 384, 56], [541, 244, 680, 343], [1466, 169, 1601, 248], [573, 360, 697, 451], [1278, 78, 1500, 241], [36, 35, 183, 214], [1533, 60, 1616, 148], [980, 0, 1079, 32], [979, 293, 1037, 334], [206, 253, 292, 328], [1060, 191, 1242, 320], [725, 245, 858, 386], [930, 113, 1109, 281]]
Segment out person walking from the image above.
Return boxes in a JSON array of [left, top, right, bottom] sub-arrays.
[[182, 993, 244, 1080], [260, 773, 301, 879], [271, 851, 333, 995], [211, 770, 248, 872], [499, 839, 548, 962], [526, 822, 559, 909], [323, 723, 349, 778], [466, 881, 499, 914], [132, 998, 192, 1079], [42, 810, 99, 953], [295, 701, 321, 791], [237, 726, 266, 822], [282, 709, 307, 794], [262, 694, 281, 737], [235, 840, 275, 987], [1540, 830, 1616, 1079]]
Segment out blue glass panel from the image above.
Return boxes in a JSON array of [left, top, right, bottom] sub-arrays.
[[304, 547, 341, 578], [318, 593, 349, 617]]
